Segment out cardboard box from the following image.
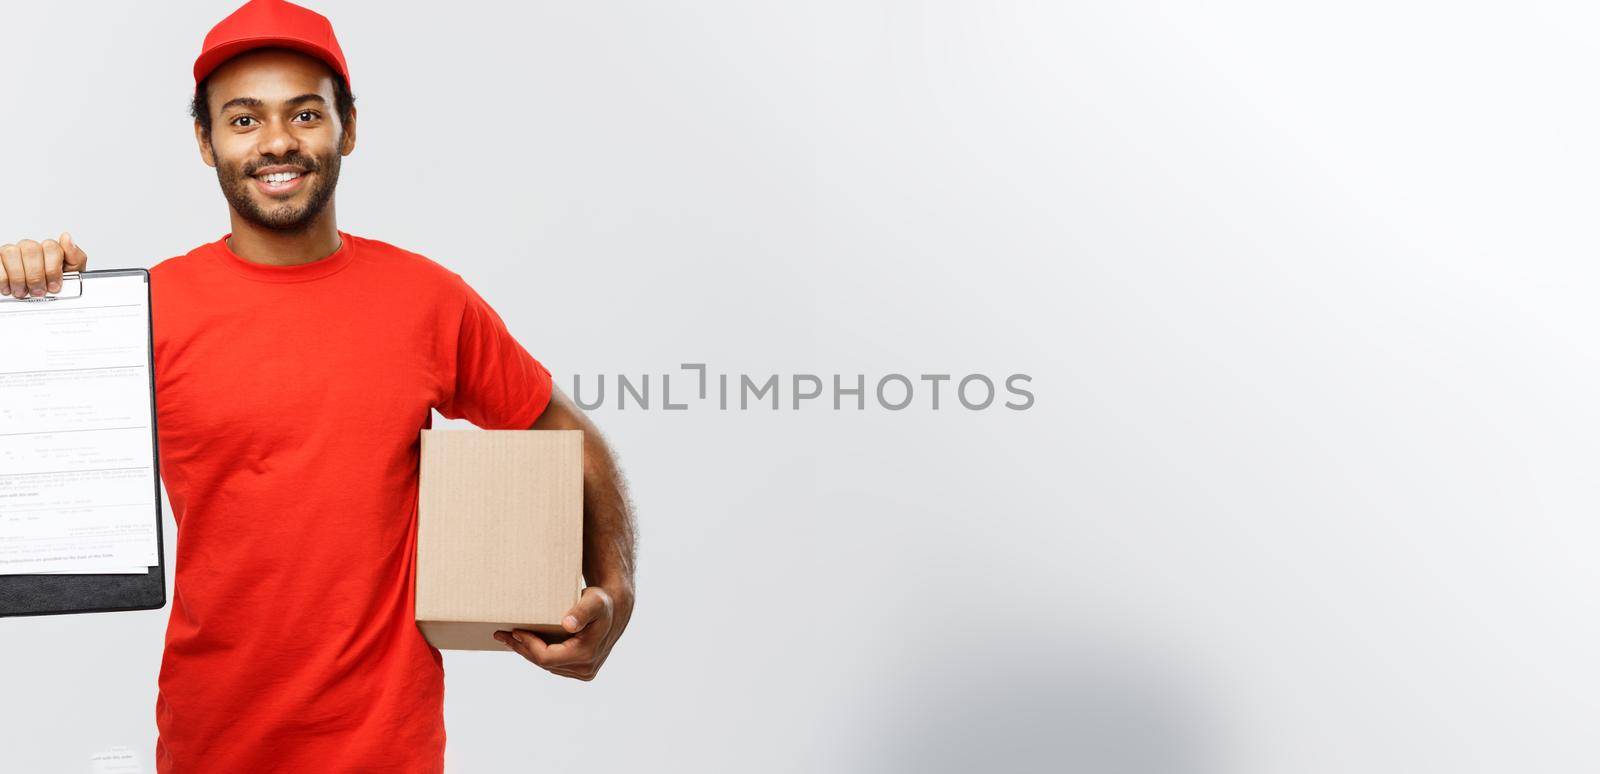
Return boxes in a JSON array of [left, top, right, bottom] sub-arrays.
[[415, 429, 584, 651]]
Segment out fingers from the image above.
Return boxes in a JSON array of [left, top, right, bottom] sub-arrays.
[[0, 243, 21, 298], [59, 232, 88, 273], [533, 629, 595, 665], [495, 628, 600, 680], [496, 628, 554, 664], [41, 240, 64, 294], [0, 235, 86, 298], [18, 240, 46, 297]]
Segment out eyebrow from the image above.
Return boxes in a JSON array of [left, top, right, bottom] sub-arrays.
[[218, 93, 328, 113]]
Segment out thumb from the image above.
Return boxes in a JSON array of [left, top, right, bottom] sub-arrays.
[[563, 587, 613, 634], [59, 232, 87, 272]]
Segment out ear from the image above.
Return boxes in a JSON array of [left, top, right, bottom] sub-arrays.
[[194, 121, 217, 168], [340, 106, 358, 156]]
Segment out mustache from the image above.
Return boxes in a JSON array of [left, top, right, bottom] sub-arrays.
[[243, 154, 321, 175]]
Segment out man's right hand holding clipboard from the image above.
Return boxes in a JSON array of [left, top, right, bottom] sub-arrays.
[[0, 233, 89, 299]]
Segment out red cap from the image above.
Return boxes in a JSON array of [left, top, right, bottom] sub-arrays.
[[193, 0, 350, 87]]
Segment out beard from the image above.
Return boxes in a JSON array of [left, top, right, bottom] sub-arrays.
[[215, 143, 342, 232]]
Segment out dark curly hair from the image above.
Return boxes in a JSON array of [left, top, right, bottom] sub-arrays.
[[190, 65, 356, 144]]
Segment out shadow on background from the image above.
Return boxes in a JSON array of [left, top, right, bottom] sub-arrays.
[[870, 636, 1223, 774]]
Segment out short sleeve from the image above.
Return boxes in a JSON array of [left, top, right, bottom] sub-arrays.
[[436, 277, 553, 429]]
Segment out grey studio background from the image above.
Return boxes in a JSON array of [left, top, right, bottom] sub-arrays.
[[2, 0, 1595, 771]]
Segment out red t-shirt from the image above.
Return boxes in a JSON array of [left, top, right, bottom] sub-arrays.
[[148, 232, 553, 772]]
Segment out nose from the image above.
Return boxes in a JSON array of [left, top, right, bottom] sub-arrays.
[[254, 115, 300, 159]]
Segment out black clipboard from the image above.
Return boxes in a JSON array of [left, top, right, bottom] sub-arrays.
[[0, 268, 166, 617]]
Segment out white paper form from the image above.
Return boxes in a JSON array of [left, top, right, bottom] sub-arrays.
[[0, 273, 160, 574]]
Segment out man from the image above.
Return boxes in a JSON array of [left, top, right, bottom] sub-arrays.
[[0, 1, 636, 771]]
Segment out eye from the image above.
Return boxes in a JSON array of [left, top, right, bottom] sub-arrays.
[[293, 110, 320, 122], [230, 115, 258, 127]]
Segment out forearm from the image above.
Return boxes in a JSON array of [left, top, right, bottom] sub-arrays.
[[580, 435, 636, 594], [532, 386, 637, 599]]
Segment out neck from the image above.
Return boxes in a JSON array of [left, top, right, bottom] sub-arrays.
[[225, 204, 341, 266]]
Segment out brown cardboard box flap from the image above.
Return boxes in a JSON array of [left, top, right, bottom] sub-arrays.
[[415, 429, 584, 651]]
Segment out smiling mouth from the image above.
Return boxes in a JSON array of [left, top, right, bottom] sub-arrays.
[[252, 169, 309, 195]]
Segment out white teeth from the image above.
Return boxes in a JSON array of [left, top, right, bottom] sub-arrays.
[[259, 171, 301, 184]]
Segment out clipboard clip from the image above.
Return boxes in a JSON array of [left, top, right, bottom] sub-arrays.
[[0, 271, 84, 302]]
